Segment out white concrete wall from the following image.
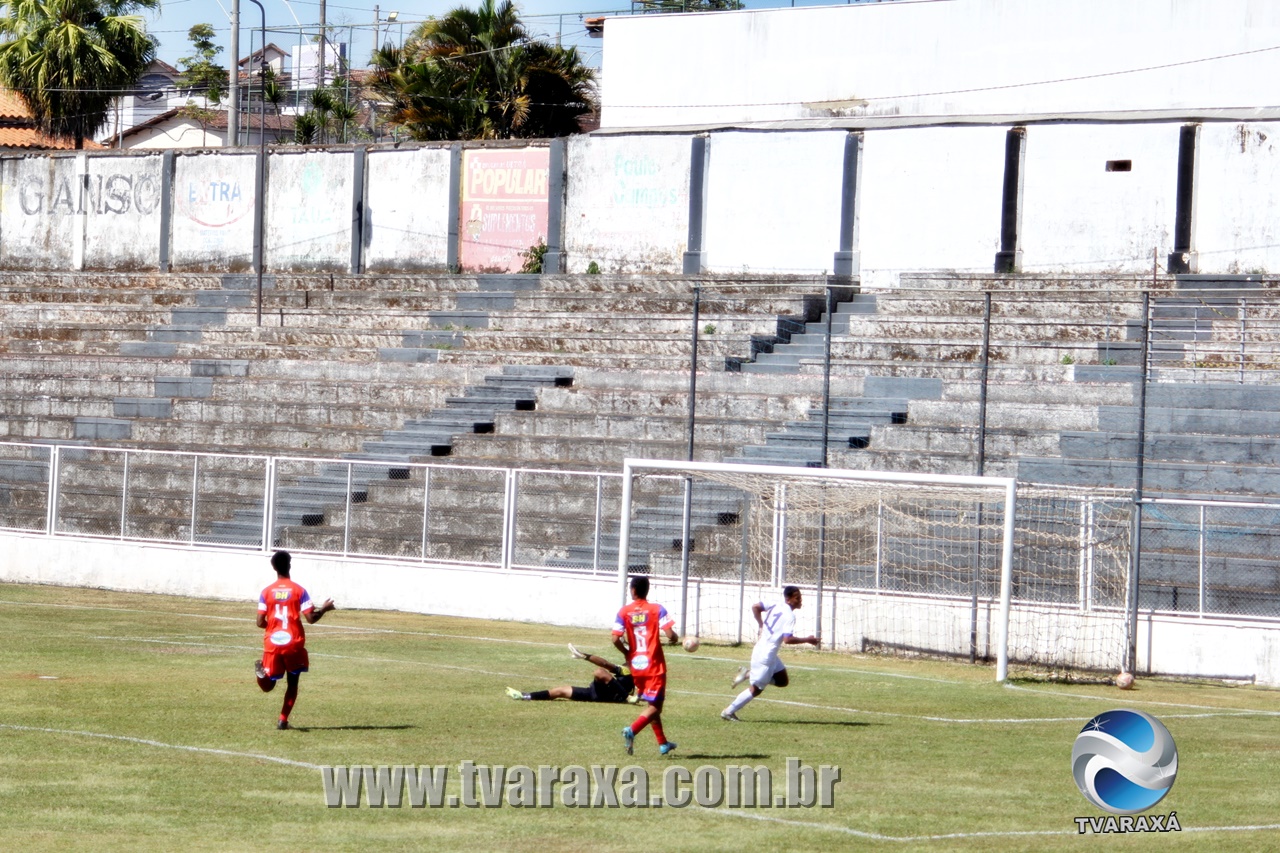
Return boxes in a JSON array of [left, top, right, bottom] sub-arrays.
[[6, 531, 1276, 684], [859, 126, 1006, 288], [171, 152, 259, 272], [704, 131, 845, 275], [364, 147, 453, 272], [83, 155, 164, 271], [0, 155, 80, 270], [564, 134, 691, 273], [1195, 123, 1280, 275], [124, 120, 229, 150], [1020, 125, 1178, 273], [264, 150, 353, 271], [601, 0, 1280, 128]]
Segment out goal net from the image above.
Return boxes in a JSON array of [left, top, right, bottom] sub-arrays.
[[616, 459, 1132, 680]]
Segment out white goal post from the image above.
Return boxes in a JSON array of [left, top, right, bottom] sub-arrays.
[[616, 459, 1019, 681]]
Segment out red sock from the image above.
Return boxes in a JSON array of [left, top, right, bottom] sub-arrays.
[[651, 717, 667, 746], [281, 682, 298, 721], [630, 714, 651, 735]]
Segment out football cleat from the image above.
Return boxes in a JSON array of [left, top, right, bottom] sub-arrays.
[[255, 660, 268, 680], [622, 727, 634, 755], [659, 742, 678, 756], [731, 665, 749, 687], [568, 643, 586, 660], [720, 709, 742, 722], [277, 719, 289, 730], [505, 687, 526, 700]]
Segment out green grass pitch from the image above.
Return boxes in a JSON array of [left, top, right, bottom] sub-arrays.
[[0, 581, 1277, 852]]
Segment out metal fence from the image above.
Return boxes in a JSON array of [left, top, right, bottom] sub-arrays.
[[4, 441, 1280, 626], [0, 442, 623, 574]]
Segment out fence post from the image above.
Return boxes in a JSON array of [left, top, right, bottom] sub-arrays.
[[420, 465, 432, 562], [737, 495, 749, 645], [261, 456, 276, 553], [342, 462, 353, 557], [1126, 290, 1152, 674], [46, 445, 60, 535], [1198, 504, 1206, 615], [592, 474, 603, 574], [190, 454, 199, 545], [119, 450, 130, 540]]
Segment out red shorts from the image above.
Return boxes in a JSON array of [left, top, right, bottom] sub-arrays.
[[632, 673, 666, 707], [262, 647, 309, 680]]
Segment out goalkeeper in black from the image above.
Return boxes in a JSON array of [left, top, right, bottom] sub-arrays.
[[506, 643, 637, 704]]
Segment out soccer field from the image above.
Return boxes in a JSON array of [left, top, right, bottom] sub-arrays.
[[0, 582, 1277, 852]]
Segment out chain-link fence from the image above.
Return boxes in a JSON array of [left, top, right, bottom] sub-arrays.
[[6, 440, 1280, 672]]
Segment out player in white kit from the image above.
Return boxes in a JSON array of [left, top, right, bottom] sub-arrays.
[[720, 585, 820, 722]]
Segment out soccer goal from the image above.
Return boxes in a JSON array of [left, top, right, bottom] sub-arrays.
[[616, 459, 1130, 681]]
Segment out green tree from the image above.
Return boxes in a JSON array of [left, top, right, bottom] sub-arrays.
[[367, 0, 596, 141], [0, 0, 159, 148], [177, 23, 227, 106]]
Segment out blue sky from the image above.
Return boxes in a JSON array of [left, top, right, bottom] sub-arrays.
[[144, 0, 866, 73], [147, 0, 625, 72]]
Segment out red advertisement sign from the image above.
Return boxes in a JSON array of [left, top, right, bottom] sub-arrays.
[[460, 148, 550, 272]]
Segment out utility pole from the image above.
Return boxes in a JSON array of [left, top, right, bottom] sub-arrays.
[[229, 0, 240, 145], [319, 0, 327, 90]]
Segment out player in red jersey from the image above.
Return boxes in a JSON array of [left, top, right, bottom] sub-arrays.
[[612, 575, 680, 756], [254, 551, 335, 729]]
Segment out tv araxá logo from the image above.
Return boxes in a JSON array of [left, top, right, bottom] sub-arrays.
[[1072, 709, 1177, 815]]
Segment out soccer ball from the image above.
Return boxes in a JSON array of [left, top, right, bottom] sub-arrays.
[[1115, 671, 1135, 690], [682, 636, 700, 653]]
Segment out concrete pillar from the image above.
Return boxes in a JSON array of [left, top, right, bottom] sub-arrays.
[[72, 153, 87, 271], [994, 127, 1026, 274], [543, 138, 566, 274], [350, 145, 366, 274], [683, 134, 710, 275], [447, 142, 462, 272], [1168, 124, 1200, 275], [832, 131, 863, 278], [252, 149, 266, 273], [158, 150, 175, 273]]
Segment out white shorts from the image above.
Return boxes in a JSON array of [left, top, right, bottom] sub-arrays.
[[749, 652, 786, 689]]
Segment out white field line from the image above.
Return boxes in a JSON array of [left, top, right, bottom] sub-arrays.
[[7, 596, 1277, 718], [0, 723, 321, 769], [1, 722, 1278, 842], [90, 635, 1280, 725]]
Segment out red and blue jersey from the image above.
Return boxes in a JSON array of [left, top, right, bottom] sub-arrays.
[[613, 600, 674, 677], [258, 578, 313, 655]]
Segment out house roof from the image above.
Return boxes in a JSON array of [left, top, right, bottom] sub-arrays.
[[149, 58, 180, 76], [102, 106, 295, 146], [0, 88, 104, 149], [238, 43, 289, 68]]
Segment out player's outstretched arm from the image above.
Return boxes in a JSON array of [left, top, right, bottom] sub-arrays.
[[305, 599, 336, 624], [665, 626, 680, 646], [751, 602, 765, 631], [783, 634, 821, 646]]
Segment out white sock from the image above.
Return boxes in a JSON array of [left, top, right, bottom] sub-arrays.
[[725, 688, 755, 715]]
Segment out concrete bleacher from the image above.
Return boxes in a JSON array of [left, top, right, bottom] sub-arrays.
[[5, 269, 1280, 612]]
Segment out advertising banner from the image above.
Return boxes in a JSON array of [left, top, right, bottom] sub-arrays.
[[460, 147, 549, 272]]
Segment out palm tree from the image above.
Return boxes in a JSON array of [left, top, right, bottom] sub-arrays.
[[0, 0, 159, 149], [367, 0, 596, 141]]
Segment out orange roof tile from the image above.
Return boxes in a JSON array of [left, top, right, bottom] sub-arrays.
[[0, 126, 104, 150]]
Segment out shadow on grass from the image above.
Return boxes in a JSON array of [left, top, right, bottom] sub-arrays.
[[684, 753, 771, 760], [289, 724, 419, 732], [752, 720, 871, 727]]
